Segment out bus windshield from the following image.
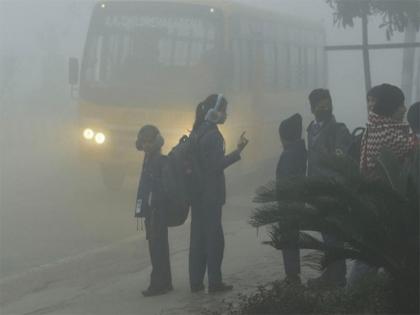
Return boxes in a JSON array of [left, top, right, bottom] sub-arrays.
[[80, 2, 224, 106]]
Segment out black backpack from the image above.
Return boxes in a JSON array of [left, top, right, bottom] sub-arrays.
[[347, 127, 366, 164], [161, 131, 205, 227], [325, 122, 365, 163]]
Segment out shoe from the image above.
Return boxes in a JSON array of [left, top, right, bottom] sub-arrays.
[[307, 275, 346, 289], [208, 282, 233, 294], [191, 284, 205, 293], [282, 275, 302, 285], [142, 285, 173, 297]]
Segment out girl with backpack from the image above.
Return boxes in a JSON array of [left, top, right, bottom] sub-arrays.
[[189, 94, 249, 294]]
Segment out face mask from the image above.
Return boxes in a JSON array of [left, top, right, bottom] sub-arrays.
[[218, 111, 227, 124], [315, 109, 332, 122]]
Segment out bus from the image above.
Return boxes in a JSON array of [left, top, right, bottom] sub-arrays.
[[69, 0, 326, 189]]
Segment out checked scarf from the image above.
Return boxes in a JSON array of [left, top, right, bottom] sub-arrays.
[[360, 112, 416, 175]]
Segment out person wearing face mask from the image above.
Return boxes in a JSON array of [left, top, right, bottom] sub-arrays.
[[405, 102, 420, 205], [306, 89, 351, 289], [366, 85, 382, 114], [360, 84, 416, 176], [188, 94, 249, 294], [135, 125, 172, 297], [348, 86, 417, 288], [306, 89, 352, 178], [407, 102, 420, 142]]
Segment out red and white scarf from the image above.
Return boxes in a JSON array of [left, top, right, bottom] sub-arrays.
[[360, 112, 416, 175]]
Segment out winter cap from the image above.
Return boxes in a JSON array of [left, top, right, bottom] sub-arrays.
[[279, 113, 303, 141], [136, 125, 163, 151], [373, 84, 405, 117], [367, 85, 382, 99], [137, 125, 160, 142]]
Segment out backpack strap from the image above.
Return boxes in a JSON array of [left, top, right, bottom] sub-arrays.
[[352, 127, 366, 137], [326, 121, 341, 154], [361, 127, 369, 173]]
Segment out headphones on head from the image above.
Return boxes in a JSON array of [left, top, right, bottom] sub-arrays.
[[205, 94, 224, 124], [135, 126, 164, 151]]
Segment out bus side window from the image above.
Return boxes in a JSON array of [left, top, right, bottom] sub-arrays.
[[308, 46, 317, 88], [262, 21, 277, 91], [317, 45, 326, 87], [263, 42, 276, 90], [275, 22, 289, 90], [230, 16, 241, 91], [289, 44, 298, 90]]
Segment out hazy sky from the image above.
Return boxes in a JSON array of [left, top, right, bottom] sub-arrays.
[[243, 0, 419, 126], [1, 0, 419, 127]]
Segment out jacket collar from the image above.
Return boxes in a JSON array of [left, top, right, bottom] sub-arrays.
[[307, 115, 336, 133], [367, 112, 408, 128]]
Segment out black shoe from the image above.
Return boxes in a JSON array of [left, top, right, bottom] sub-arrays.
[[208, 283, 233, 294], [282, 275, 302, 285], [191, 284, 205, 293], [307, 275, 346, 289], [142, 285, 173, 297]]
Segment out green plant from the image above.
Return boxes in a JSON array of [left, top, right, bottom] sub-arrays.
[[251, 149, 419, 313], [326, 0, 420, 39], [206, 274, 393, 314]]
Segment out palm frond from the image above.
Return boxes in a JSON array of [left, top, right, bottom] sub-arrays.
[[253, 181, 277, 203], [318, 153, 362, 184]]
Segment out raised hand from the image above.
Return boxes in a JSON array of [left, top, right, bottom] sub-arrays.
[[237, 131, 249, 152]]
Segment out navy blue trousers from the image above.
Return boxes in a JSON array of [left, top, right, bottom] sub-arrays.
[[189, 202, 225, 288]]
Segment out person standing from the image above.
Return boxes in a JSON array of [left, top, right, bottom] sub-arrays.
[[360, 84, 416, 176], [189, 94, 249, 294], [276, 113, 307, 284], [135, 125, 172, 297], [306, 89, 351, 288], [349, 84, 417, 287], [407, 102, 420, 141], [366, 85, 382, 113]]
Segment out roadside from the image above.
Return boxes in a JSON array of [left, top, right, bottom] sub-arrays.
[[0, 195, 318, 315]]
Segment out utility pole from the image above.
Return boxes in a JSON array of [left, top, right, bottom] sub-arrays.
[[361, 13, 372, 92], [401, 17, 417, 104], [416, 54, 420, 101]]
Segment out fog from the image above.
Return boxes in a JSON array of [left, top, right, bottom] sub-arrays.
[[0, 0, 419, 313]]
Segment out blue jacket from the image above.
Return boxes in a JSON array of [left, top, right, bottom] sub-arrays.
[[136, 152, 167, 219], [196, 122, 241, 205]]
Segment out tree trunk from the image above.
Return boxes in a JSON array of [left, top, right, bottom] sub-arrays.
[[401, 18, 417, 104], [416, 54, 420, 101], [362, 13, 372, 93]]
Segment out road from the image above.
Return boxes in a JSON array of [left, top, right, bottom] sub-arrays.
[[0, 106, 284, 314]]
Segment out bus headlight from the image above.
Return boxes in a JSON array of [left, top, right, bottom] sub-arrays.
[[95, 132, 106, 144], [83, 128, 94, 140]]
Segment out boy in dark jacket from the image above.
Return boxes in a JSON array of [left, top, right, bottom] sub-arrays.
[[135, 125, 172, 297], [306, 89, 351, 288], [276, 113, 307, 284]]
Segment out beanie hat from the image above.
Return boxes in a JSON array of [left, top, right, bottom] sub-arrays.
[[373, 84, 405, 117], [279, 113, 303, 142], [136, 125, 162, 151], [367, 85, 382, 99]]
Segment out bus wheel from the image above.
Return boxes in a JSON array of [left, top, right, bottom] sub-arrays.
[[101, 165, 125, 190]]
